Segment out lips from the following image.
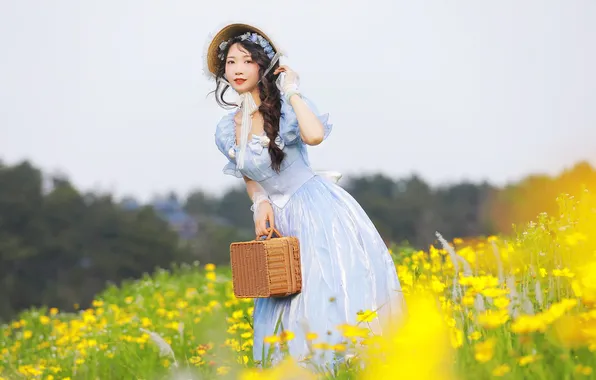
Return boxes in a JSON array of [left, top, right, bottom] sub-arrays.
[[234, 79, 246, 85]]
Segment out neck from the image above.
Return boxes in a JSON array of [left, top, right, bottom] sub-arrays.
[[250, 87, 261, 107]]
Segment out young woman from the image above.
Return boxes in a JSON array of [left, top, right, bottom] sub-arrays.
[[204, 23, 406, 367]]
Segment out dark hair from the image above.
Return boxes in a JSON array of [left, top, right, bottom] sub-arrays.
[[212, 38, 284, 172]]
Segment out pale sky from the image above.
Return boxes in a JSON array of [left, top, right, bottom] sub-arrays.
[[1, 1, 595, 201]]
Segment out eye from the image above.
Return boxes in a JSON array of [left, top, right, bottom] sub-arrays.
[[226, 60, 234, 65], [245, 60, 253, 64]]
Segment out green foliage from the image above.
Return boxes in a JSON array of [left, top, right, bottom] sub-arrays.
[[0, 161, 193, 322]]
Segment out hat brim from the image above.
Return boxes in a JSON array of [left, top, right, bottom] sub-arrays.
[[205, 23, 281, 78]]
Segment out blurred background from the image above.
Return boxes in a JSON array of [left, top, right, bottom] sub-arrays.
[[1, 1, 594, 322]]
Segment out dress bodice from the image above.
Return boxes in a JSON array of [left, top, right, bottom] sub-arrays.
[[214, 96, 332, 208]]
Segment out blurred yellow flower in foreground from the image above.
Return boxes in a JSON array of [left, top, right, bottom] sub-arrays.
[[360, 293, 454, 380], [572, 262, 596, 308], [239, 358, 317, 380]]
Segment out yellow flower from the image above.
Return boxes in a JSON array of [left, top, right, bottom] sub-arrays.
[[239, 358, 317, 380], [449, 328, 463, 348], [224, 339, 240, 351], [477, 309, 509, 329], [511, 315, 546, 334], [18, 365, 42, 377], [231, 310, 244, 320], [263, 335, 280, 344], [280, 331, 295, 342], [216, 366, 231, 375], [39, 315, 51, 325], [205, 263, 216, 271], [206, 272, 217, 282], [189, 356, 203, 366], [312, 343, 334, 352], [337, 324, 369, 338], [539, 268, 547, 278], [431, 277, 446, 293], [141, 317, 152, 328], [575, 365, 593, 376], [474, 339, 495, 363], [165, 321, 180, 330], [468, 331, 482, 341], [462, 295, 475, 307], [492, 364, 511, 377], [518, 354, 540, 366], [493, 297, 510, 309], [333, 344, 347, 352], [552, 268, 575, 278], [481, 288, 508, 298], [238, 355, 249, 365], [565, 232, 587, 246], [356, 310, 378, 323]]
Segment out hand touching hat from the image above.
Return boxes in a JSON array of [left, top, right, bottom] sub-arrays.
[[274, 65, 301, 101]]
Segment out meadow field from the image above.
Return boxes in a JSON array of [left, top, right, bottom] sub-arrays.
[[2, 189, 596, 379]]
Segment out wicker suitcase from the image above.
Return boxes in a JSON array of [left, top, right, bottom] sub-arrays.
[[230, 228, 302, 298]]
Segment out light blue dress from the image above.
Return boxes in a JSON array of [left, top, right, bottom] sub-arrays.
[[215, 96, 406, 368]]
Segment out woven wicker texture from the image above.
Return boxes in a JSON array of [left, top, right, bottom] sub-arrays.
[[230, 228, 301, 298]]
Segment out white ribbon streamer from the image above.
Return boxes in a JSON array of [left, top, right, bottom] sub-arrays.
[[235, 92, 259, 170]]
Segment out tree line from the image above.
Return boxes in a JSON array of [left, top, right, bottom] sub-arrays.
[[1, 158, 594, 321]]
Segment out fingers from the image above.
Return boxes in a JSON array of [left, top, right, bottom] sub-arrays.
[[256, 215, 270, 237], [274, 65, 291, 75], [256, 220, 266, 237], [255, 214, 275, 238]]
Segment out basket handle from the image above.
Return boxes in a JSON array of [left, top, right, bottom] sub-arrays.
[[256, 227, 282, 240]]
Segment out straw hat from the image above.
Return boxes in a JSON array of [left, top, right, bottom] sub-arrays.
[[202, 22, 283, 80]]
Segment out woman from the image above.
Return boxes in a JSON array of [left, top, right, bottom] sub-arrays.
[[204, 23, 406, 368]]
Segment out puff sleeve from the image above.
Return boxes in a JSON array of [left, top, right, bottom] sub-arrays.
[[214, 112, 242, 178], [279, 96, 333, 145]]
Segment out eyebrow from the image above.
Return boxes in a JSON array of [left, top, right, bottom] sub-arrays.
[[227, 54, 252, 59]]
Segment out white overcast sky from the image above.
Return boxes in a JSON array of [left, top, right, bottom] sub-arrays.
[[1, 1, 594, 201]]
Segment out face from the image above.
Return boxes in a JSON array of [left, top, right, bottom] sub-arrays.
[[224, 43, 260, 94]]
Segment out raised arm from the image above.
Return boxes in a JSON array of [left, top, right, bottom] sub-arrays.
[[274, 65, 325, 146], [289, 95, 325, 146]]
